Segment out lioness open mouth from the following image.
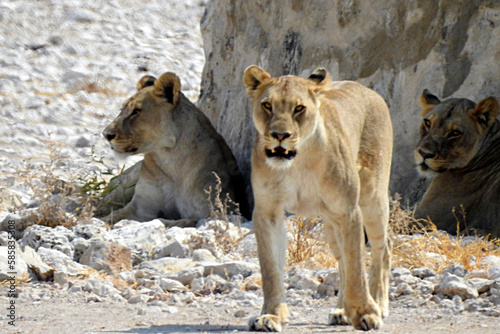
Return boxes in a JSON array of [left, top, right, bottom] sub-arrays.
[[265, 146, 296, 160]]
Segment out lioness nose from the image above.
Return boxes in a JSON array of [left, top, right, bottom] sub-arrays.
[[271, 132, 291, 141], [419, 149, 435, 160], [103, 131, 116, 142]]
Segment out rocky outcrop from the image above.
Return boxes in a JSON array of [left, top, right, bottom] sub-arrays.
[[198, 0, 500, 202]]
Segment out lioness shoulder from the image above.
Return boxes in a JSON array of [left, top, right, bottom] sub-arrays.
[[101, 72, 249, 224], [243, 66, 392, 331]]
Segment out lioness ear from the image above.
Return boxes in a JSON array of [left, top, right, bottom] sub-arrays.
[[308, 67, 328, 84], [154, 72, 181, 105], [472, 97, 499, 128], [243, 65, 271, 98], [136, 75, 156, 91], [419, 89, 441, 116]]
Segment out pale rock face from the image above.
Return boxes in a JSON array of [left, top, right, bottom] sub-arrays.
[[198, 0, 500, 202]]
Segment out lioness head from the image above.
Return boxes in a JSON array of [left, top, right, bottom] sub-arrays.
[[415, 89, 499, 174], [243, 65, 329, 169], [103, 73, 181, 154]]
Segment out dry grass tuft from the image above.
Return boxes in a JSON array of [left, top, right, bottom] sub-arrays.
[[190, 173, 250, 258], [389, 194, 500, 273], [281, 194, 499, 273], [16, 145, 96, 228], [286, 216, 336, 269], [204, 172, 241, 222]]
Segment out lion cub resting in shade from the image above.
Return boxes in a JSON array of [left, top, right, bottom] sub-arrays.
[[102, 72, 249, 224], [243, 66, 393, 331], [414, 90, 500, 237]]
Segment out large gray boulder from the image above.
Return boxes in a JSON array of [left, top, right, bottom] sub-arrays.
[[198, 0, 500, 202]]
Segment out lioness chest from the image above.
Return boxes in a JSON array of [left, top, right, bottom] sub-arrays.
[[274, 154, 336, 217]]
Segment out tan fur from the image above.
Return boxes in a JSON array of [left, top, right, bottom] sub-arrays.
[[102, 72, 249, 224], [243, 66, 393, 331], [414, 90, 500, 237]]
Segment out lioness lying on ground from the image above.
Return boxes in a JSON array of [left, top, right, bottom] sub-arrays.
[[243, 66, 393, 331], [414, 90, 500, 237], [102, 72, 249, 224]]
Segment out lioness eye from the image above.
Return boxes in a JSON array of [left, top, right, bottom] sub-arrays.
[[262, 102, 272, 112], [131, 108, 141, 117], [294, 105, 305, 113], [448, 129, 463, 138], [423, 119, 431, 128]]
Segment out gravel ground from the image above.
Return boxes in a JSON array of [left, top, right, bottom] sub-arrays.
[[2, 282, 499, 334]]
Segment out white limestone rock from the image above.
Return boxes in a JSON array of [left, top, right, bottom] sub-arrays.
[[104, 219, 166, 265], [434, 272, 479, 300]]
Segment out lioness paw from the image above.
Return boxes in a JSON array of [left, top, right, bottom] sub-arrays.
[[328, 308, 350, 326], [352, 313, 383, 331], [248, 315, 282, 332]]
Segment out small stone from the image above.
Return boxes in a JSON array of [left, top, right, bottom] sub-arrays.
[[434, 273, 478, 300], [490, 287, 500, 305], [394, 274, 419, 285], [396, 282, 414, 296], [62, 69, 87, 90], [159, 278, 186, 293], [391, 267, 411, 278], [73, 219, 107, 239], [202, 261, 258, 279], [139, 257, 193, 272], [75, 136, 91, 148], [48, 35, 64, 46], [53, 272, 68, 288], [412, 267, 436, 279], [488, 264, 500, 280], [71, 237, 89, 262], [155, 240, 190, 258], [65, 8, 96, 22], [464, 299, 488, 312], [288, 269, 321, 291], [0, 246, 29, 280], [79, 239, 132, 275], [128, 294, 149, 304], [166, 267, 204, 286], [415, 279, 435, 296], [467, 277, 495, 294], [192, 248, 216, 262], [104, 219, 166, 265], [442, 264, 466, 277], [20, 224, 76, 258], [87, 293, 102, 302], [36, 248, 89, 276], [234, 309, 246, 317]]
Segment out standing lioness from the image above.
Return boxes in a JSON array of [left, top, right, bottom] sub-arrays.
[[243, 66, 393, 331], [102, 72, 249, 223]]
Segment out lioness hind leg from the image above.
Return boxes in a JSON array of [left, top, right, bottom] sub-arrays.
[[249, 211, 289, 332], [324, 224, 350, 326], [360, 178, 391, 317], [365, 215, 391, 318]]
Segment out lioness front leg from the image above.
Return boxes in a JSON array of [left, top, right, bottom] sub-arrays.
[[326, 209, 382, 331], [324, 224, 350, 326], [248, 210, 289, 332], [102, 178, 167, 224]]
